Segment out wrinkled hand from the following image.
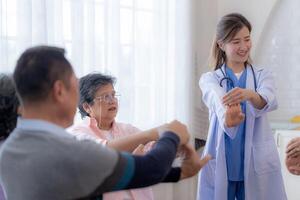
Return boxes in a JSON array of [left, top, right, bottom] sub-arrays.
[[133, 141, 156, 155], [161, 120, 190, 145], [286, 155, 300, 175], [286, 137, 300, 158], [132, 144, 145, 155], [222, 87, 251, 106], [143, 141, 156, 153], [225, 104, 245, 127], [180, 144, 211, 180]]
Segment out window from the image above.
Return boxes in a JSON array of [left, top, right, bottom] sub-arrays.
[[0, 0, 193, 130]]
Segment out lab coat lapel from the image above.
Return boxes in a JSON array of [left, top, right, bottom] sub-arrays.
[[214, 64, 228, 92]]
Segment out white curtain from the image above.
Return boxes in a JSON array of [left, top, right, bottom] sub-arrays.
[[0, 0, 195, 199]]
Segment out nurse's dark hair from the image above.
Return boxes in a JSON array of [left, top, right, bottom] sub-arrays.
[[13, 46, 73, 104], [78, 73, 116, 118], [209, 13, 252, 70], [0, 74, 19, 140]]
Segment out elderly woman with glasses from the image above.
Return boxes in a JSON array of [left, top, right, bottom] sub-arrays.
[[69, 72, 155, 200]]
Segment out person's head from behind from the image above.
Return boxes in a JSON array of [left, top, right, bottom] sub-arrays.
[[210, 13, 252, 70], [13, 46, 78, 128], [0, 74, 20, 140], [78, 73, 118, 129]]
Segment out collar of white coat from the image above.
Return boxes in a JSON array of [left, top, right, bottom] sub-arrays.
[[213, 64, 227, 91], [214, 63, 226, 80]]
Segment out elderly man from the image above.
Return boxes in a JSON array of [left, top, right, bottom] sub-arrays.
[[0, 46, 210, 200]]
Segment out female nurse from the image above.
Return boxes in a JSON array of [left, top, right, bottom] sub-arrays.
[[197, 13, 287, 200]]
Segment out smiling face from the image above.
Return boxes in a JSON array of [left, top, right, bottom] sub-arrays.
[[85, 84, 118, 126], [220, 26, 252, 67]]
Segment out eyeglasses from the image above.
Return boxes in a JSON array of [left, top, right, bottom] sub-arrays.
[[94, 93, 120, 104]]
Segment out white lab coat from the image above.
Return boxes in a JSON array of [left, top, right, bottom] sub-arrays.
[[197, 65, 287, 200]]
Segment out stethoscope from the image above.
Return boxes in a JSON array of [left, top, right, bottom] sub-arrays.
[[219, 64, 257, 92]]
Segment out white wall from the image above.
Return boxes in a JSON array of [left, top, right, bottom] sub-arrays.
[[255, 0, 300, 122]]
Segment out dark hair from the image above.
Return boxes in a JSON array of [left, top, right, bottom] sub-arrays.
[[209, 13, 252, 70], [78, 73, 116, 118], [0, 74, 19, 140], [13, 46, 73, 103]]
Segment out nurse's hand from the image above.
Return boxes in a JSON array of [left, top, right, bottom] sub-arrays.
[[225, 104, 245, 127], [285, 155, 300, 175], [180, 144, 211, 180], [222, 87, 267, 109], [286, 137, 300, 158], [222, 87, 252, 105]]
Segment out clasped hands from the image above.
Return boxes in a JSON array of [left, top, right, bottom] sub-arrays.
[[157, 120, 211, 180], [222, 87, 250, 127]]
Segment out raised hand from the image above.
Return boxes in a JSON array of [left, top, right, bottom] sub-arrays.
[[180, 144, 211, 180], [225, 104, 245, 127]]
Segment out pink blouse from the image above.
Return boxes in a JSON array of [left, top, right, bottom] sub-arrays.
[[69, 117, 154, 200]]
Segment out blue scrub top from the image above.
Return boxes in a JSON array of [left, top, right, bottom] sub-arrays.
[[224, 66, 247, 181]]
